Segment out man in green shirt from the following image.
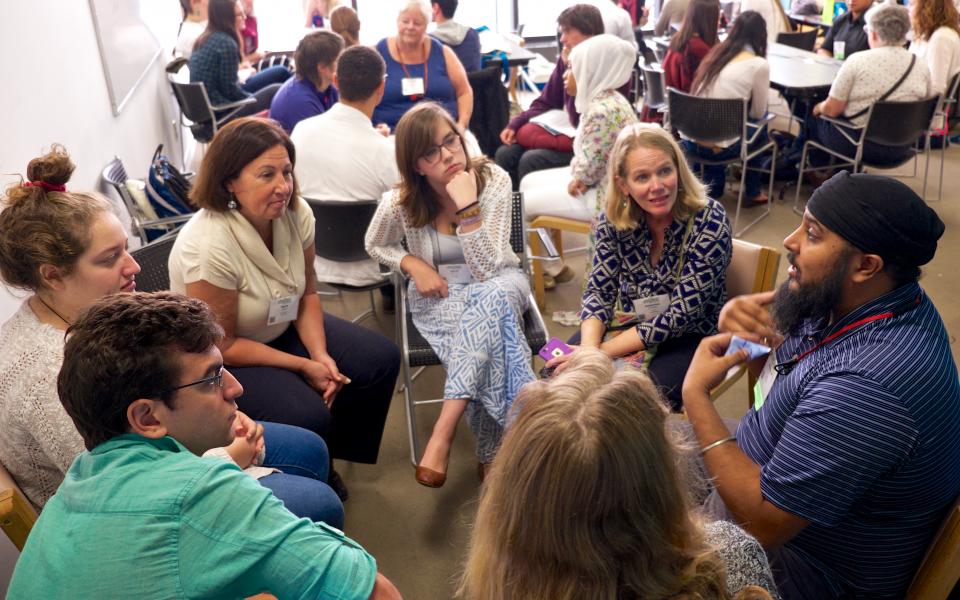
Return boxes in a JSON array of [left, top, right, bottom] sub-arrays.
[[8, 292, 401, 600]]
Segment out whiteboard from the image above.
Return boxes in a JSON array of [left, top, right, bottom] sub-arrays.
[[88, 0, 163, 115]]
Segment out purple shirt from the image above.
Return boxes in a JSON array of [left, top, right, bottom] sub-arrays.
[[269, 77, 340, 134]]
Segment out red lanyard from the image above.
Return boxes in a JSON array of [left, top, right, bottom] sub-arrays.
[[775, 294, 920, 375], [396, 38, 429, 100]]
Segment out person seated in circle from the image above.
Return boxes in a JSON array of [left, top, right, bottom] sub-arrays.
[[365, 102, 536, 488], [7, 291, 401, 600], [459, 348, 778, 600], [269, 30, 344, 134], [188, 0, 291, 120], [805, 3, 932, 169], [662, 0, 720, 93], [546, 123, 731, 411], [168, 118, 401, 501], [373, 0, 472, 132], [0, 145, 343, 527]]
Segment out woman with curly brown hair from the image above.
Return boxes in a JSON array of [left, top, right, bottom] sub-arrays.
[[909, 0, 960, 96], [458, 348, 778, 600]]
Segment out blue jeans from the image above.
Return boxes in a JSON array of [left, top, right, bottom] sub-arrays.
[[257, 421, 345, 529], [682, 125, 770, 199]]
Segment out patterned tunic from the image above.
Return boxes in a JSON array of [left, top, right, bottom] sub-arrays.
[[581, 197, 731, 348], [365, 165, 535, 462], [704, 520, 781, 599]]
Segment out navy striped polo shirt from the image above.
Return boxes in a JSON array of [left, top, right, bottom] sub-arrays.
[[737, 282, 960, 598]]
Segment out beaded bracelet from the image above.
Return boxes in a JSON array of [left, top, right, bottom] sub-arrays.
[[699, 435, 737, 456], [456, 202, 481, 219], [459, 213, 483, 228]]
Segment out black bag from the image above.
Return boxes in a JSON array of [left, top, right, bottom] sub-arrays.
[[146, 144, 194, 218]]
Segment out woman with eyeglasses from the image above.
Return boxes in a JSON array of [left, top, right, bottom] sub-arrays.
[[366, 102, 536, 488], [188, 0, 291, 120], [0, 145, 344, 528]]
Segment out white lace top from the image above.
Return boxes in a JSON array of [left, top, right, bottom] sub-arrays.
[[364, 164, 520, 281], [0, 302, 84, 511]]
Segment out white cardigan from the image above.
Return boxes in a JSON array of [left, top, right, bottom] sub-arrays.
[[364, 164, 520, 282]]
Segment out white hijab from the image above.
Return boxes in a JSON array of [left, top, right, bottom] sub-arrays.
[[569, 34, 637, 115]]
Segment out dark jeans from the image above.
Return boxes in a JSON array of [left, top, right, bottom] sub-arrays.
[[494, 143, 573, 191], [804, 113, 915, 168], [566, 330, 703, 411], [681, 125, 770, 199], [231, 65, 290, 118], [257, 421, 344, 528], [231, 314, 400, 464]]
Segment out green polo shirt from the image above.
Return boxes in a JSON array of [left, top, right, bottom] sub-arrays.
[[8, 434, 376, 599]]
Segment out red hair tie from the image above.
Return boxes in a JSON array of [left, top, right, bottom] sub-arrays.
[[23, 181, 66, 193]]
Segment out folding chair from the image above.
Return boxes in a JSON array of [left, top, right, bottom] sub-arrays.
[[102, 157, 193, 245], [396, 192, 549, 466], [776, 30, 817, 51], [305, 198, 392, 324], [0, 461, 36, 552], [905, 495, 960, 600], [928, 71, 960, 202], [130, 231, 180, 292], [640, 64, 668, 119], [794, 96, 940, 211], [667, 88, 777, 236], [169, 79, 256, 144]]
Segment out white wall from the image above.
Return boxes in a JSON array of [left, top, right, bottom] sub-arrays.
[[0, 1, 183, 592]]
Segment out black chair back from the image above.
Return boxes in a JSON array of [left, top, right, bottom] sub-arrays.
[[865, 97, 940, 147], [467, 65, 510, 157], [306, 199, 379, 263], [641, 65, 667, 110], [667, 88, 745, 144], [170, 81, 216, 130], [130, 233, 178, 292], [776, 30, 817, 51]]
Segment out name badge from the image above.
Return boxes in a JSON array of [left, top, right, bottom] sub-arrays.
[[752, 354, 778, 412], [632, 294, 670, 321], [267, 295, 300, 326], [438, 263, 474, 285], [401, 77, 425, 97], [833, 41, 846, 61]]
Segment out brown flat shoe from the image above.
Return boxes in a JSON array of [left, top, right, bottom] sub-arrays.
[[415, 465, 446, 488]]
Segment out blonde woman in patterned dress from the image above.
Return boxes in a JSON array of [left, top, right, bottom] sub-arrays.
[[519, 33, 640, 277], [365, 102, 535, 488]]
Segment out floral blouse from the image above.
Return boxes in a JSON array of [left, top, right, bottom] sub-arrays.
[[571, 89, 639, 214], [581, 197, 732, 347]]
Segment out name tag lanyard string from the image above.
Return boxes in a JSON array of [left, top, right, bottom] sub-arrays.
[[774, 294, 921, 376], [616, 216, 696, 322], [396, 38, 429, 101]]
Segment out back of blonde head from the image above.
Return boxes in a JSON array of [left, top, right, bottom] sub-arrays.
[[458, 349, 750, 600]]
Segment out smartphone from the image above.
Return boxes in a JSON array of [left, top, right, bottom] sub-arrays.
[[538, 337, 573, 362]]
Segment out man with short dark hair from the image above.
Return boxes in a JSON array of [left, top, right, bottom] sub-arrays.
[[818, 0, 874, 59], [270, 29, 345, 133], [681, 172, 960, 599], [8, 292, 401, 600], [430, 0, 481, 72], [291, 46, 397, 303]]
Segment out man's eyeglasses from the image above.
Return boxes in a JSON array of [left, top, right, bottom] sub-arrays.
[[162, 366, 224, 395], [421, 133, 463, 165]]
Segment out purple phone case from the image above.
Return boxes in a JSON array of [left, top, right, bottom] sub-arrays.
[[539, 337, 573, 361]]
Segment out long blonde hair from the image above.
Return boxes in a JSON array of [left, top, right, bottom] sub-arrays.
[[605, 123, 708, 231], [458, 349, 765, 600]]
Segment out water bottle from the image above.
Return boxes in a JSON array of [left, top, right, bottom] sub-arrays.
[[834, 0, 849, 19]]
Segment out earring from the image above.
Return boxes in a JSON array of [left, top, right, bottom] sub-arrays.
[[227, 193, 238, 210]]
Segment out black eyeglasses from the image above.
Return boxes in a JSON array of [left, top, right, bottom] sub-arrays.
[[421, 133, 463, 165], [162, 366, 224, 395]]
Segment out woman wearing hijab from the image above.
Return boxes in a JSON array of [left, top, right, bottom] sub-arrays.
[[519, 34, 639, 274]]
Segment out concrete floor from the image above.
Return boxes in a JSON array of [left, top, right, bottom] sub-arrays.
[[324, 142, 960, 599]]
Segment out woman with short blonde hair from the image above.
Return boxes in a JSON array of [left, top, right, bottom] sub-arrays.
[[460, 348, 778, 600], [547, 123, 731, 411]]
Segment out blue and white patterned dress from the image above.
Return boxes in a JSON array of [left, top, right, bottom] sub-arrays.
[[365, 164, 535, 462]]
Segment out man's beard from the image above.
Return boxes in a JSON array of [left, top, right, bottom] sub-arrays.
[[772, 249, 853, 336]]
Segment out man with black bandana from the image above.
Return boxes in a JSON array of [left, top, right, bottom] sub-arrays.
[[679, 172, 960, 599]]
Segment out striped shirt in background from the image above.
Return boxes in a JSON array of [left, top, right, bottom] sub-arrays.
[[737, 282, 960, 599]]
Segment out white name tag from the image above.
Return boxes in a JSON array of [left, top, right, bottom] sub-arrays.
[[267, 295, 300, 326], [632, 294, 670, 321], [752, 354, 778, 412], [833, 41, 846, 61], [401, 77, 425, 97], [438, 263, 474, 285]]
